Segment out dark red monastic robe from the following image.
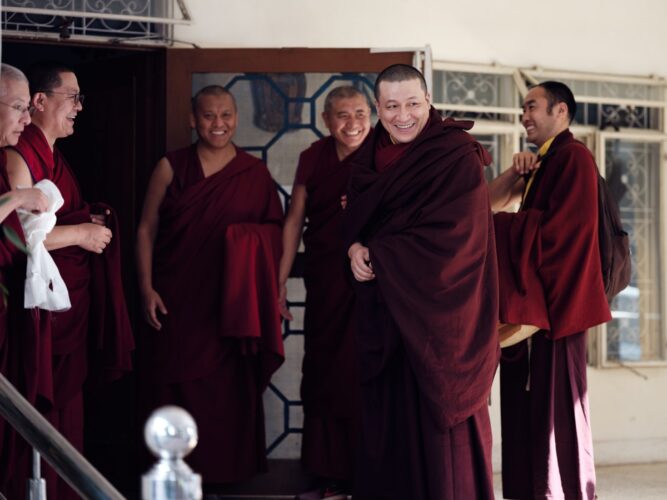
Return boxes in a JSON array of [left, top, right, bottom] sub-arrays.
[[495, 130, 611, 500], [10, 123, 133, 500], [344, 108, 499, 500], [294, 136, 360, 481], [0, 150, 55, 499], [138, 145, 284, 483]]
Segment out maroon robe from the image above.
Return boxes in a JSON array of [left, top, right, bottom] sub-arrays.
[[495, 130, 611, 500], [10, 123, 134, 500], [294, 136, 360, 481], [138, 144, 284, 483], [0, 151, 55, 499], [344, 108, 499, 500]]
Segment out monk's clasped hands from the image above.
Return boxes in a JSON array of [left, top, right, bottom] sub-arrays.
[[348, 242, 375, 282]]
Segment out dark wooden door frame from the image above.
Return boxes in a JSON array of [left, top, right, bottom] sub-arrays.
[[164, 48, 413, 149]]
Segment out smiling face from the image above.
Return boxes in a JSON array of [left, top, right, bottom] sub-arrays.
[[375, 78, 431, 144], [191, 92, 237, 151], [521, 86, 569, 148], [323, 95, 371, 159], [32, 71, 83, 142], [0, 77, 31, 147]]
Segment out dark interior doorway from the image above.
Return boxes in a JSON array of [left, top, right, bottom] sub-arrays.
[[2, 38, 165, 497]]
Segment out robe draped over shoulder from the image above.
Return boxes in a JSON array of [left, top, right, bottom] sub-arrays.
[[295, 136, 361, 480], [496, 130, 610, 500], [139, 144, 284, 483], [344, 108, 499, 499], [9, 123, 133, 500], [494, 130, 611, 339]]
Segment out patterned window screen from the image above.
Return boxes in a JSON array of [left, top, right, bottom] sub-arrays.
[[192, 71, 377, 457]]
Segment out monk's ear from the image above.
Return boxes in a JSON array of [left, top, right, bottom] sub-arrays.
[[425, 92, 431, 107], [31, 92, 46, 112], [189, 112, 196, 129], [321, 111, 331, 130]]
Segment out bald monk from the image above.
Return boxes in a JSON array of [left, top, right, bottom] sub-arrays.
[[136, 85, 284, 485], [489, 81, 610, 500], [0, 62, 51, 498], [278, 86, 371, 499], [344, 64, 499, 499], [5, 61, 134, 500]]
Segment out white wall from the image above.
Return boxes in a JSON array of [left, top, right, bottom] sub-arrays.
[[177, 0, 667, 467], [176, 0, 667, 77]]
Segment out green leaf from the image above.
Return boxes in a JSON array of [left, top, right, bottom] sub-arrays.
[[3, 225, 28, 254]]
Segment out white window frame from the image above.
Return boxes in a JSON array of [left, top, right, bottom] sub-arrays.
[[431, 61, 667, 367]]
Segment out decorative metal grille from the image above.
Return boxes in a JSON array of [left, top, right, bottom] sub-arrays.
[[605, 140, 663, 362], [1, 0, 187, 40], [433, 70, 516, 121], [555, 78, 662, 130], [192, 71, 377, 458]]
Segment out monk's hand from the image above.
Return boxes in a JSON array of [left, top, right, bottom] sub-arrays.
[[512, 151, 540, 175], [77, 223, 112, 254], [278, 283, 293, 321], [142, 288, 168, 330], [16, 187, 49, 213], [90, 209, 111, 226], [348, 242, 375, 282]]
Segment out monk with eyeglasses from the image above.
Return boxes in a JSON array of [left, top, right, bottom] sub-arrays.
[[4, 61, 133, 500]]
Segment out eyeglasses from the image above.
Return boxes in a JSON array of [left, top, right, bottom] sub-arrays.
[[42, 91, 85, 105], [0, 100, 31, 115]]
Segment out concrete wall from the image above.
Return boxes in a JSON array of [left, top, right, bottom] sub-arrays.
[[176, 0, 667, 467], [175, 0, 667, 76]]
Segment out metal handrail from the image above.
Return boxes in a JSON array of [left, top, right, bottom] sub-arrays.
[[0, 372, 125, 499]]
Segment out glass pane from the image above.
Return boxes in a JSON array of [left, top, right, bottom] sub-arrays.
[[473, 134, 502, 182], [605, 140, 663, 362]]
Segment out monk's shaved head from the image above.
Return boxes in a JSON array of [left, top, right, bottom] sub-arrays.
[[192, 85, 237, 114], [374, 64, 428, 100], [324, 85, 370, 115]]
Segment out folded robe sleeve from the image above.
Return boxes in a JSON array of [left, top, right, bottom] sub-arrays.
[[494, 210, 550, 331], [221, 222, 284, 390]]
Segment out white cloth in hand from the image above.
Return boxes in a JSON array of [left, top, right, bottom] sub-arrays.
[[18, 180, 71, 311]]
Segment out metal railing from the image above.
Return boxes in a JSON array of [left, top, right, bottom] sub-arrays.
[[0, 371, 124, 499], [0, 370, 202, 499]]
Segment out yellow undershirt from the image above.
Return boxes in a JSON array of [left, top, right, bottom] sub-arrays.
[[522, 136, 556, 204]]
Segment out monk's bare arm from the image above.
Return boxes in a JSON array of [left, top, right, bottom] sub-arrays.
[[488, 152, 539, 211], [488, 168, 524, 211], [278, 185, 307, 320], [136, 157, 173, 330], [5, 149, 112, 252]]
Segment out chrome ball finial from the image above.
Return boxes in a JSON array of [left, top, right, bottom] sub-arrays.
[[144, 406, 198, 460]]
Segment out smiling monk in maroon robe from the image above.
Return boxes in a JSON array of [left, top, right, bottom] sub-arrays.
[[5, 62, 133, 500], [279, 86, 371, 498], [345, 65, 499, 500], [136, 85, 283, 485], [489, 82, 611, 500]]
